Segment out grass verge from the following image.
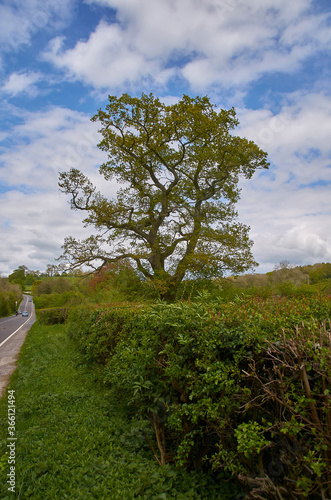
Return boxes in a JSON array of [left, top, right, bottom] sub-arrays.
[[0, 321, 240, 499]]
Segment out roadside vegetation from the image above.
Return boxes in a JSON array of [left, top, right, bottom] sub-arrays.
[[27, 260, 331, 312], [1, 261, 331, 498], [63, 294, 331, 499], [0, 322, 240, 499], [0, 278, 22, 318]]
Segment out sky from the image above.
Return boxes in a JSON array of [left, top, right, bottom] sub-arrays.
[[0, 0, 331, 276]]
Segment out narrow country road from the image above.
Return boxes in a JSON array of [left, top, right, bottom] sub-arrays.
[[0, 295, 36, 397]]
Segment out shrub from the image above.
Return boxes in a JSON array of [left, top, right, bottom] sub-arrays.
[[0, 279, 22, 317], [32, 277, 72, 296], [33, 290, 86, 309], [66, 303, 144, 364], [38, 307, 70, 325], [67, 295, 331, 499]]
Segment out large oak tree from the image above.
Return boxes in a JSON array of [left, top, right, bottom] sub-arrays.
[[59, 93, 269, 299]]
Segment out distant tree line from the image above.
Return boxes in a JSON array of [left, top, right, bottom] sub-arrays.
[[7, 264, 81, 291], [6, 261, 331, 309], [233, 261, 331, 286]]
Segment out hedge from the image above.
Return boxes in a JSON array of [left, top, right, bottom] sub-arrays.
[[38, 307, 70, 325], [66, 294, 331, 499]]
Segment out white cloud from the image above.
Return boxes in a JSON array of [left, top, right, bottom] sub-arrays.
[[279, 224, 330, 258], [235, 92, 331, 271], [237, 92, 331, 183], [43, 22, 174, 90], [251, 213, 331, 273], [42, 0, 329, 92], [0, 190, 91, 275], [1, 71, 42, 96], [0, 0, 73, 54], [0, 106, 119, 275]]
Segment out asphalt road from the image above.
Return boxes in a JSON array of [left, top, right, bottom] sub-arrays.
[[0, 295, 35, 346], [0, 295, 36, 396]]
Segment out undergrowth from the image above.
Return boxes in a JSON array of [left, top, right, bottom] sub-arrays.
[[66, 294, 331, 499], [0, 322, 241, 499]]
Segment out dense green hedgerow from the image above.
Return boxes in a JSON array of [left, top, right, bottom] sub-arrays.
[[67, 294, 331, 499], [66, 303, 145, 364], [38, 306, 70, 324], [0, 322, 241, 499]]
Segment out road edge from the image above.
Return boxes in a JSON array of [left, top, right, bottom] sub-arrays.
[[0, 304, 36, 398]]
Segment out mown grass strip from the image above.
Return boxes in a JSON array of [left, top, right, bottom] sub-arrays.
[[0, 321, 238, 499]]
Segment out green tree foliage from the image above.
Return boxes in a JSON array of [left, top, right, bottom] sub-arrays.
[[8, 265, 40, 289], [309, 262, 331, 284], [59, 93, 269, 299], [32, 277, 72, 308], [88, 261, 159, 301], [32, 276, 88, 310], [0, 278, 22, 317], [8, 265, 27, 289], [33, 277, 72, 296], [225, 262, 331, 298]]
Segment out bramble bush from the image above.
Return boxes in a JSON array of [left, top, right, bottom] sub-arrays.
[[67, 294, 331, 499]]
